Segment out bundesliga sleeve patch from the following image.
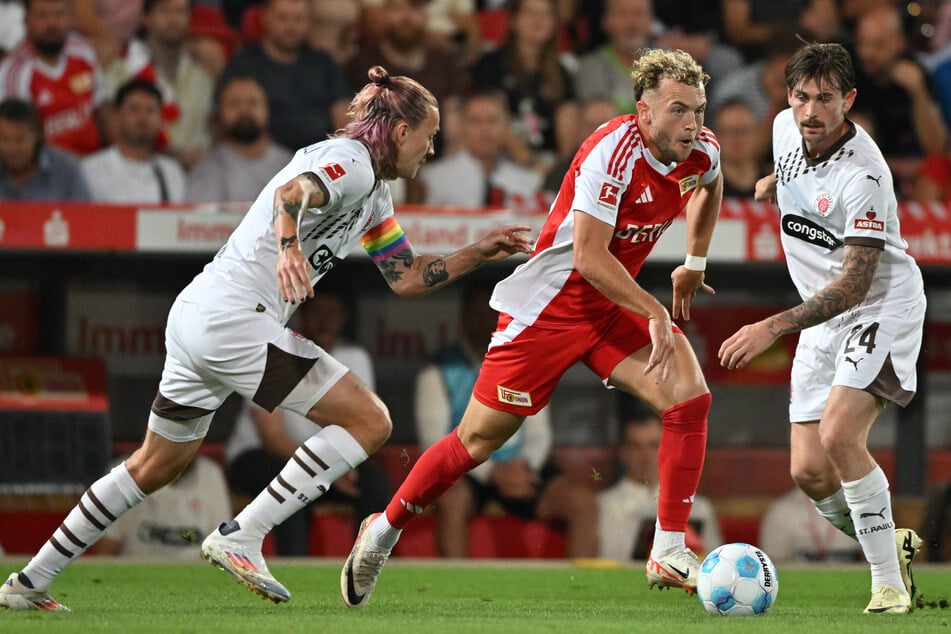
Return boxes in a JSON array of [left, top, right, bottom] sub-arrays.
[[321, 162, 346, 181], [597, 181, 621, 207]]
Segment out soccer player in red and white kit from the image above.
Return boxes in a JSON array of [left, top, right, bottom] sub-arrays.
[[342, 48, 723, 607], [0, 0, 105, 156]]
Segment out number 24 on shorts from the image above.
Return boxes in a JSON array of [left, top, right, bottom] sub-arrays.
[[843, 322, 879, 355]]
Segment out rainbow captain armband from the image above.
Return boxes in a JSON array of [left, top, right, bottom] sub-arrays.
[[361, 217, 409, 263]]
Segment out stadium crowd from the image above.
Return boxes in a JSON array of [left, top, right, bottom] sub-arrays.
[[2, 0, 951, 208]]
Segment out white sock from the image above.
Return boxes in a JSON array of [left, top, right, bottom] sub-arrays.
[[813, 487, 857, 539], [650, 519, 686, 559], [22, 462, 145, 591], [842, 466, 903, 590], [234, 425, 367, 541], [367, 513, 401, 551]]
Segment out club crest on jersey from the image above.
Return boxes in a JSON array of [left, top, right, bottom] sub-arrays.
[[321, 163, 346, 181], [814, 193, 834, 217], [854, 209, 884, 231], [782, 214, 843, 250], [497, 386, 532, 407], [679, 174, 699, 195], [598, 182, 620, 207]]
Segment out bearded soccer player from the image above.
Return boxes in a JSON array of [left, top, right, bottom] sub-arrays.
[[719, 42, 925, 614], [342, 48, 723, 607]]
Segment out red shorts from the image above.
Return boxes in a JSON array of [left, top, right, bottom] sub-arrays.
[[473, 306, 682, 415]]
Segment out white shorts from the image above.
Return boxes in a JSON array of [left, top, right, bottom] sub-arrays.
[[789, 295, 926, 423], [149, 298, 349, 442]]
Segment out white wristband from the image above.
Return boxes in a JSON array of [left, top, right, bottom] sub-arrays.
[[683, 255, 707, 271]]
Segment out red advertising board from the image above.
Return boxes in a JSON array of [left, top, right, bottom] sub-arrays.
[[0, 356, 108, 412]]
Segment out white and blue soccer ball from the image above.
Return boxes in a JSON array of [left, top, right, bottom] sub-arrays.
[[696, 542, 779, 616]]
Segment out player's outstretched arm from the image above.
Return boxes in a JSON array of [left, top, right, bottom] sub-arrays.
[[273, 172, 328, 304], [370, 224, 534, 297], [572, 211, 674, 380], [718, 244, 881, 369], [671, 173, 721, 320]]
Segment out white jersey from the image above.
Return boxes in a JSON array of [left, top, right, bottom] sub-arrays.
[[179, 137, 393, 324], [772, 108, 923, 308]]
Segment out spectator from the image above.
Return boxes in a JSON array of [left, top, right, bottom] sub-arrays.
[[417, 90, 544, 213], [0, 98, 91, 201], [0, 0, 25, 60], [470, 0, 578, 171], [220, 0, 350, 151], [852, 4, 949, 197], [103, 0, 214, 169], [424, 0, 481, 68], [920, 481, 951, 562], [82, 78, 186, 203], [541, 95, 618, 196], [186, 75, 291, 202], [760, 488, 862, 563], [226, 287, 390, 553], [653, 0, 743, 95], [598, 405, 721, 561], [70, 0, 144, 68], [90, 455, 231, 559], [709, 36, 798, 162], [415, 280, 598, 558], [913, 152, 951, 206], [0, 0, 107, 156], [345, 0, 465, 158], [308, 0, 360, 66], [713, 98, 766, 199], [187, 4, 242, 79], [574, 0, 655, 115], [721, 0, 840, 62]]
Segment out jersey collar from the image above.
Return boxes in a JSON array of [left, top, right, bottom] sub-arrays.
[[801, 119, 856, 167]]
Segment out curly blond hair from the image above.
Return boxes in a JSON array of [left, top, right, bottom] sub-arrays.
[[629, 49, 710, 101]]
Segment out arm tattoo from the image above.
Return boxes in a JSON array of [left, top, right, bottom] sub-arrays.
[[422, 259, 449, 287], [280, 235, 298, 251], [377, 248, 416, 285], [766, 244, 880, 336]]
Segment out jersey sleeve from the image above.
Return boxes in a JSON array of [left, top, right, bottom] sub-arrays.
[[697, 127, 721, 186], [840, 168, 889, 248], [572, 134, 631, 226], [295, 145, 376, 211]]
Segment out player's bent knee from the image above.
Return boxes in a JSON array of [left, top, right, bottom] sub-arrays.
[[790, 463, 836, 498], [360, 407, 392, 451]]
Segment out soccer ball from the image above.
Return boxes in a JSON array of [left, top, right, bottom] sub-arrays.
[[696, 543, 779, 616]]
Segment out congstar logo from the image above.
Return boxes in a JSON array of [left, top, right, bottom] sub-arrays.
[[782, 214, 842, 250]]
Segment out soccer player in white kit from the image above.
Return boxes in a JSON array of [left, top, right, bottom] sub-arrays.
[[0, 66, 533, 611], [718, 42, 926, 614], [342, 49, 724, 608]]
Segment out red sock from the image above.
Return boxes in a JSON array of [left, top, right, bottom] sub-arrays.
[[656, 392, 710, 532], [385, 431, 478, 528]]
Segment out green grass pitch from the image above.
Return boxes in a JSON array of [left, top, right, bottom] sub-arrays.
[[1, 558, 949, 633]]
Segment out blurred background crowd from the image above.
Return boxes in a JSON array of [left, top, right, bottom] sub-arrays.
[[3, 0, 951, 210]]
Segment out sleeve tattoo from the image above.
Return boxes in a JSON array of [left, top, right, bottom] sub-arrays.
[[378, 248, 416, 284], [767, 244, 880, 337]]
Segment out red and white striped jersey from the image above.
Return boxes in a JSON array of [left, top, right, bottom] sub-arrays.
[[0, 33, 105, 155], [492, 114, 720, 328]]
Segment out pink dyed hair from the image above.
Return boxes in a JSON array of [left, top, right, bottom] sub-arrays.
[[335, 65, 439, 180]]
